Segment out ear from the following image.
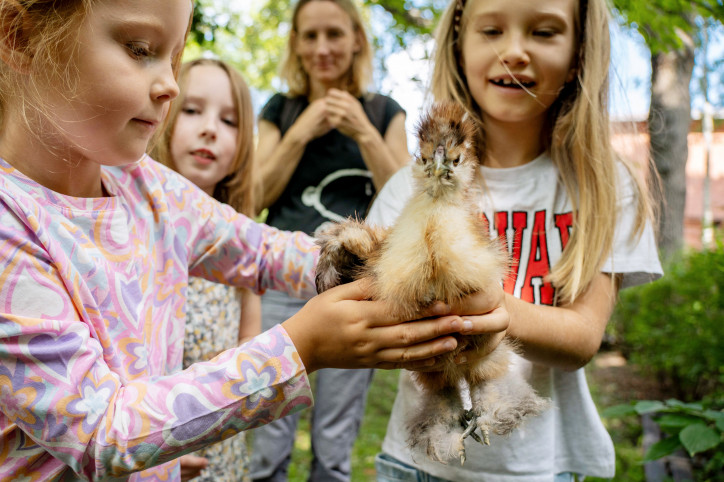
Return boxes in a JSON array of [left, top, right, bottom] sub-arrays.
[[566, 67, 577, 84], [0, 0, 33, 72]]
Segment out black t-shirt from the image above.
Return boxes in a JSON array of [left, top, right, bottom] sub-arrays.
[[260, 92, 404, 236]]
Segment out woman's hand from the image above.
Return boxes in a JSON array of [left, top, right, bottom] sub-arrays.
[[282, 278, 465, 373], [289, 97, 335, 144], [323, 88, 376, 142]]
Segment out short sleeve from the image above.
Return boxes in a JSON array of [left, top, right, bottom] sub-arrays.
[[601, 164, 663, 289], [258, 93, 287, 128]]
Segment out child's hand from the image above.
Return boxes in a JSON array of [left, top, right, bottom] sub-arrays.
[[179, 454, 208, 481], [282, 278, 463, 373], [410, 280, 510, 373]]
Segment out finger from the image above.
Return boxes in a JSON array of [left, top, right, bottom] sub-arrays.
[[458, 306, 509, 335], [448, 287, 503, 316], [371, 315, 462, 345], [323, 277, 373, 301], [374, 335, 458, 369], [179, 454, 209, 469]]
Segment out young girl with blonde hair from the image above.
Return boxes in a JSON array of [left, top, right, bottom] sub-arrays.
[[369, 0, 662, 480], [0, 1, 486, 480]]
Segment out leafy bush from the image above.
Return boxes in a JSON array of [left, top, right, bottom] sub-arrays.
[[603, 399, 724, 479], [608, 242, 724, 400]]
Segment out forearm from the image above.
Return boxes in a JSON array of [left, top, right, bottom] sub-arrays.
[[355, 113, 408, 190], [505, 273, 618, 370], [0, 318, 311, 479], [257, 133, 307, 209]]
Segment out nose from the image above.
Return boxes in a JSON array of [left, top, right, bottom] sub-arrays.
[[500, 32, 529, 66], [200, 114, 217, 140], [314, 35, 332, 55], [151, 63, 180, 103]]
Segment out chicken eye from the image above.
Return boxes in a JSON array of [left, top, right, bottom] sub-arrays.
[[418, 155, 428, 165], [452, 157, 460, 166]]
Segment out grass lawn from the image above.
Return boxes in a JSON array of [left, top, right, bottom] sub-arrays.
[[280, 352, 656, 481]]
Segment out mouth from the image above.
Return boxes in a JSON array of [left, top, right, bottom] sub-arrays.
[[133, 118, 159, 130], [490, 76, 536, 89], [191, 148, 216, 163]]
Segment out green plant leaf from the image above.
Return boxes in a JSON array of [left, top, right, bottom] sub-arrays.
[[635, 400, 667, 414], [602, 404, 638, 418], [679, 424, 721, 456], [643, 436, 682, 462], [656, 414, 703, 429]]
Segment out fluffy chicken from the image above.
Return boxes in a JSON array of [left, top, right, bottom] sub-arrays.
[[315, 102, 547, 464]]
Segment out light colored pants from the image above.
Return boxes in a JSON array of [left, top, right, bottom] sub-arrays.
[[249, 290, 375, 482], [374, 453, 583, 482]]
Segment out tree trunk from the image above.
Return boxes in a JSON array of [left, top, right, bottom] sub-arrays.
[[647, 35, 695, 260]]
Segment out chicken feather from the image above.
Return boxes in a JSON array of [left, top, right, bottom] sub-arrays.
[[315, 101, 548, 464]]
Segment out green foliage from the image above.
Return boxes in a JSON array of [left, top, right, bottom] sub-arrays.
[[602, 399, 724, 476], [609, 243, 724, 400], [188, 0, 443, 93], [613, 0, 724, 52]]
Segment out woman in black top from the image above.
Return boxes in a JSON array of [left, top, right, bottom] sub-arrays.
[[250, 1, 409, 481]]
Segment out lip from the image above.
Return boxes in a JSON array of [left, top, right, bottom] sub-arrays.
[[191, 148, 216, 165], [132, 118, 159, 132]]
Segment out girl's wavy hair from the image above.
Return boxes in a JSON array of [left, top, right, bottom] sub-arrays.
[[431, 0, 655, 303], [0, 0, 188, 141], [280, 0, 373, 97], [152, 58, 256, 216]]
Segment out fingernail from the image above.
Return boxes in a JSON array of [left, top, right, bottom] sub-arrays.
[[449, 318, 462, 330], [443, 339, 456, 351], [462, 319, 473, 333], [456, 355, 467, 364]]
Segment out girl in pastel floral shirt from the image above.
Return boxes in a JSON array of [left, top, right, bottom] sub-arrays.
[[0, 1, 495, 480]]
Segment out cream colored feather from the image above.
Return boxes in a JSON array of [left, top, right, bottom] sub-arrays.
[[315, 102, 547, 464]]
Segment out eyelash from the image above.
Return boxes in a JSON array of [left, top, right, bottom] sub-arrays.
[[182, 108, 238, 128], [127, 42, 152, 59]]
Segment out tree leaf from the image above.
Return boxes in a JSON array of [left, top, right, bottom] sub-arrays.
[[643, 436, 682, 461], [679, 424, 721, 456]]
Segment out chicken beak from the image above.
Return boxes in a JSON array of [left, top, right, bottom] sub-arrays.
[[433, 145, 449, 178]]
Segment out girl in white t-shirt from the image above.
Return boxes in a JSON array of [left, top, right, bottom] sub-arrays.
[[370, 0, 662, 480]]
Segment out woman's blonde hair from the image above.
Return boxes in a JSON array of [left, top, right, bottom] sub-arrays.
[[0, 0, 187, 137], [432, 0, 655, 303], [280, 0, 373, 97], [152, 58, 256, 217]]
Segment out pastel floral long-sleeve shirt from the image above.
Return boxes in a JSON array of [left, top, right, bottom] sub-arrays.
[[0, 156, 318, 481]]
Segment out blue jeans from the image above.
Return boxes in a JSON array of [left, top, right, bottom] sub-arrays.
[[374, 453, 583, 482]]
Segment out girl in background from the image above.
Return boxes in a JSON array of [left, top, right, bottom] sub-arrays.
[[153, 58, 261, 481], [368, 0, 663, 480], [0, 1, 481, 480]]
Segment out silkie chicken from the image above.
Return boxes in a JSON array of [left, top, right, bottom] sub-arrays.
[[315, 102, 548, 464]]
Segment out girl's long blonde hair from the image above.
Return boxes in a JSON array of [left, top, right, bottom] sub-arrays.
[[432, 0, 655, 303], [153, 59, 256, 216], [280, 0, 373, 97]]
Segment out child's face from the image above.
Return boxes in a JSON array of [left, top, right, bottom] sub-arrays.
[[293, 1, 360, 90], [170, 64, 239, 195], [44, 0, 190, 169], [461, 0, 577, 128]]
